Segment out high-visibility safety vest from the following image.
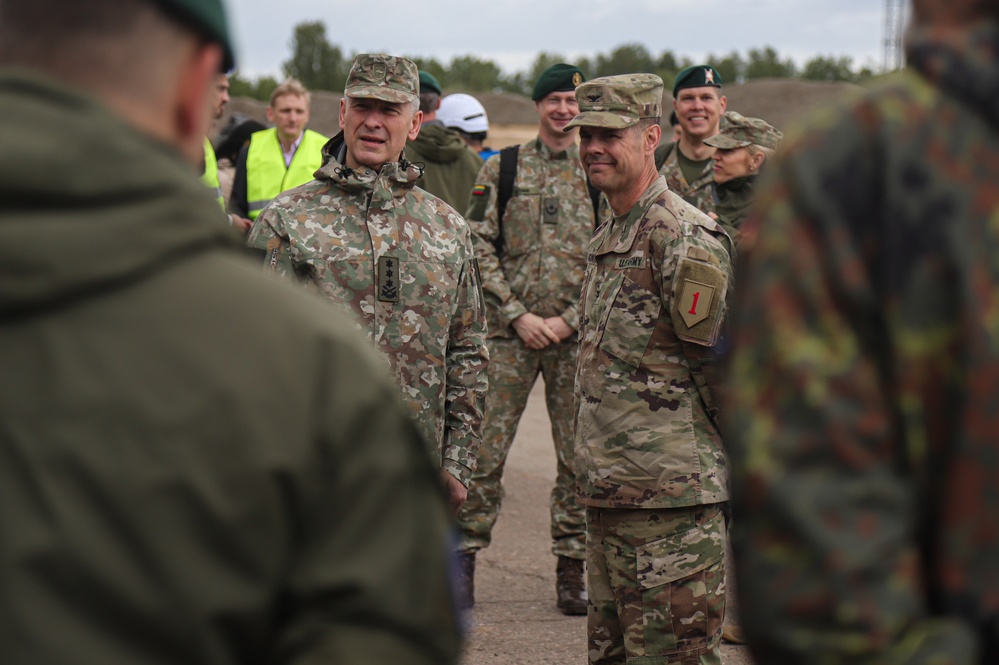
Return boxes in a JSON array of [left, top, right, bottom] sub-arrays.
[[245, 128, 328, 220], [200, 138, 225, 211]]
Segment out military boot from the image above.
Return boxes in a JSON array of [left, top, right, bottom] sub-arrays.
[[556, 556, 587, 615], [456, 551, 476, 609]]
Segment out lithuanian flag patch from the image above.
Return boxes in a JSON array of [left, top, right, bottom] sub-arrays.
[[472, 184, 488, 197]]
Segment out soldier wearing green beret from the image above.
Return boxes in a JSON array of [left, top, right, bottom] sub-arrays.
[[703, 112, 782, 244], [659, 64, 728, 216], [0, 2, 461, 664], [456, 62, 594, 614], [404, 69, 484, 212], [569, 73, 734, 665]]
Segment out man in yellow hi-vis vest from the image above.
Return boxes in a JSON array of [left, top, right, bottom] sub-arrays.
[[201, 72, 229, 218], [229, 79, 328, 229]]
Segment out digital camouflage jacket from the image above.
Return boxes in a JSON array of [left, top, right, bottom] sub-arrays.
[[575, 176, 733, 509], [248, 133, 489, 486], [465, 137, 595, 336], [726, 20, 999, 665]]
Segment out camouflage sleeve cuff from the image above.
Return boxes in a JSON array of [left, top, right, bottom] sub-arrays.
[[442, 459, 472, 488], [560, 304, 579, 331], [498, 300, 529, 330]]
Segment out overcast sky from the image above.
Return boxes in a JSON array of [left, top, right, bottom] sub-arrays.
[[227, 0, 892, 80]]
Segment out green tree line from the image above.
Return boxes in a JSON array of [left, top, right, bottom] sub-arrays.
[[231, 21, 877, 101]]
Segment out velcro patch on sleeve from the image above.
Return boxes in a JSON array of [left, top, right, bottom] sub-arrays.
[[671, 256, 727, 346], [467, 184, 490, 221]]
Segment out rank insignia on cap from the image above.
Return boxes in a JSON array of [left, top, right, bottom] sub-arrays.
[[704, 68, 715, 85], [586, 92, 602, 103], [572, 72, 583, 87]]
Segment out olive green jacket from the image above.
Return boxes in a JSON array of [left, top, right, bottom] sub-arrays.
[[0, 70, 460, 665]]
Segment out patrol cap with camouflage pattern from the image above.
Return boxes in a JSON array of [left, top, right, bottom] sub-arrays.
[[704, 112, 783, 150], [344, 54, 419, 104], [564, 73, 664, 131]]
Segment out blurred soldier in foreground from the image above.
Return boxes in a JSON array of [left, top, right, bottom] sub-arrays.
[[456, 63, 593, 614], [0, 1, 461, 663], [404, 70, 484, 212], [726, 0, 999, 662], [570, 74, 734, 664], [659, 65, 727, 214], [248, 53, 488, 518]]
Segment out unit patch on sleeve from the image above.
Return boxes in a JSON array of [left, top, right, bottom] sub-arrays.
[[467, 184, 490, 222], [671, 255, 727, 346]]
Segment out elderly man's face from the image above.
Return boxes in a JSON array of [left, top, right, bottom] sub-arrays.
[[339, 96, 422, 171]]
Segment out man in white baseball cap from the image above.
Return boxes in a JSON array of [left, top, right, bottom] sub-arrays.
[[438, 93, 497, 160]]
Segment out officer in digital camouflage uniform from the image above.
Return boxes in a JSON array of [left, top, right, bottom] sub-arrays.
[[659, 65, 727, 215], [456, 63, 593, 615], [570, 73, 734, 664], [726, 0, 999, 662], [247, 53, 489, 515]]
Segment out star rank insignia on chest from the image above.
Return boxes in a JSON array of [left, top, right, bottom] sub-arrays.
[[378, 256, 400, 303]]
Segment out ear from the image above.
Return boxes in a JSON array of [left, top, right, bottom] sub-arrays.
[[719, 95, 728, 113], [339, 97, 346, 129], [645, 123, 662, 153], [750, 150, 766, 171], [266, 105, 275, 124], [174, 43, 222, 166], [407, 109, 423, 141]]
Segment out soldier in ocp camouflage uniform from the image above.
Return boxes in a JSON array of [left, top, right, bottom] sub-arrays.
[[247, 53, 488, 513], [456, 63, 593, 615], [659, 65, 728, 215], [570, 73, 734, 664], [726, 1, 999, 662]]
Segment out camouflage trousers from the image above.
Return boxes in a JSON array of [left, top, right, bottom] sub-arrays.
[[586, 504, 726, 665], [456, 335, 585, 558]]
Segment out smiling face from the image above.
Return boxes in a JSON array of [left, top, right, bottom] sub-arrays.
[[536, 90, 580, 142], [266, 93, 310, 144], [578, 122, 659, 199], [673, 86, 726, 142], [339, 96, 422, 171]]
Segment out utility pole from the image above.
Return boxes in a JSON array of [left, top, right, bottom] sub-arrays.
[[883, 0, 906, 72]]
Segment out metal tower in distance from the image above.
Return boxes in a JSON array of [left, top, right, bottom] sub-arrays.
[[883, 0, 906, 72]]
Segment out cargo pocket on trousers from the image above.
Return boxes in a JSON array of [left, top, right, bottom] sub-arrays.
[[635, 508, 726, 656]]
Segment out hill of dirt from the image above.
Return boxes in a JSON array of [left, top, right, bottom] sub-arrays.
[[216, 78, 861, 151]]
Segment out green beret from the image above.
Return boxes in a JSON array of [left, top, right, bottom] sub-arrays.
[[418, 70, 442, 95], [672, 65, 722, 97], [150, 0, 235, 71], [532, 63, 585, 101]]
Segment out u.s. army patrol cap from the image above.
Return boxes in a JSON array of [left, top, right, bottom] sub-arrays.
[[344, 54, 419, 104], [704, 112, 783, 150], [150, 0, 236, 70], [672, 65, 723, 97], [564, 73, 664, 131]]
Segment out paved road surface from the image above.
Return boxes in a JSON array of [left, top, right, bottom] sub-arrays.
[[459, 380, 755, 665]]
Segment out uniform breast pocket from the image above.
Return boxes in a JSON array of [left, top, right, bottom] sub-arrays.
[[502, 194, 539, 258], [598, 274, 661, 368]]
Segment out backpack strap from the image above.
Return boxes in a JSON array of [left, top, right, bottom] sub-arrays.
[[496, 145, 520, 249]]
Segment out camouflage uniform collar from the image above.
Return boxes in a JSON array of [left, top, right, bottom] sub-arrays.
[[317, 131, 421, 193], [907, 19, 999, 128], [532, 136, 579, 161], [594, 176, 669, 256]]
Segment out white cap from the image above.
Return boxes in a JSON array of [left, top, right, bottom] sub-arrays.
[[437, 93, 489, 133]]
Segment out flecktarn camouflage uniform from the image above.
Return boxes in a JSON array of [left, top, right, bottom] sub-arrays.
[[457, 137, 594, 559], [725, 18, 999, 665], [576, 173, 733, 665], [247, 133, 488, 485]]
